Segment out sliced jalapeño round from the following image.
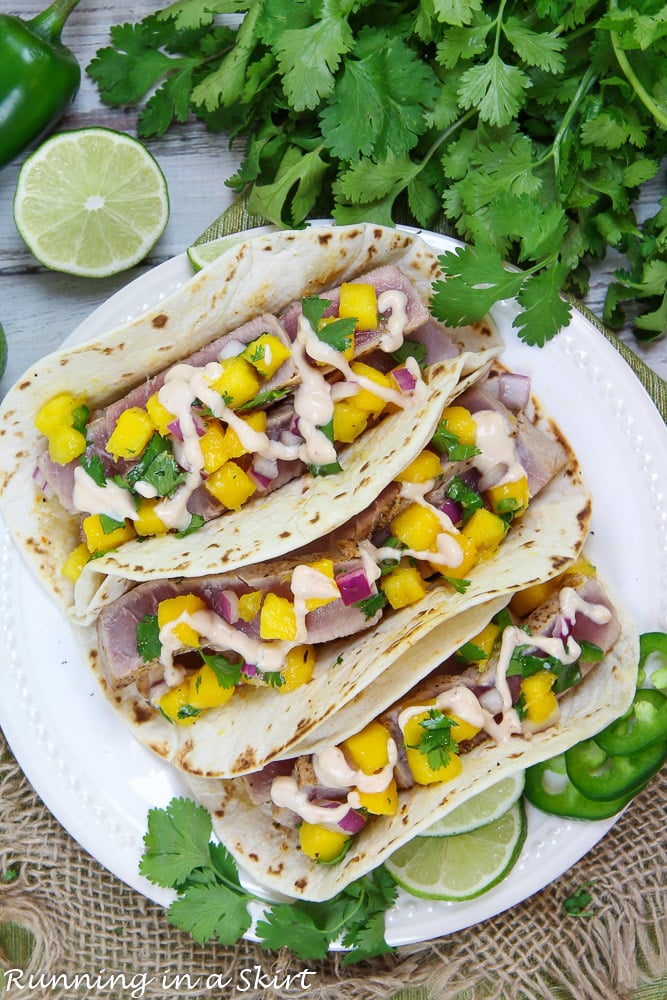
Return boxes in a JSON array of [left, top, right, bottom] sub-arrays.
[[594, 688, 667, 756], [564, 737, 667, 802], [524, 754, 640, 821]]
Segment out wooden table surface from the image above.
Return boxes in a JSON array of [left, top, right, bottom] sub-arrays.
[[1, 0, 666, 394]]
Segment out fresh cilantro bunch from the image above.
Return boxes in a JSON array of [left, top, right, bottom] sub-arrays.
[[140, 797, 398, 961], [88, 0, 667, 345]]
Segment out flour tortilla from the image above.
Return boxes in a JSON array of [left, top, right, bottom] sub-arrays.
[[0, 224, 499, 623], [185, 592, 638, 902], [75, 438, 592, 779]]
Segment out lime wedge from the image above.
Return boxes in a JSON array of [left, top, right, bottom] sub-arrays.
[[385, 800, 527, 901], [421, 771, 525, 837], [13, 128, 169, 278], [187, 233, 254, 272]]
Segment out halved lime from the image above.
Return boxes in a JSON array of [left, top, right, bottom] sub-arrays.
[[385, 800, 527, 901], [187, 233, 251, 272], [421, 772, 525, 837], [13, 128, 169, 278]]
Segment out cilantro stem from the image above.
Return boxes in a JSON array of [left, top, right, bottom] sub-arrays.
[[609, 26, 667, 128], [549, 64, 597, 180]]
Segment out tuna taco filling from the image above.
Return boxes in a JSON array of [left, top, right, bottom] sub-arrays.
[[243, 568, 620, 864], [33, 266, 461, 581], [96, 364, 570, 724]]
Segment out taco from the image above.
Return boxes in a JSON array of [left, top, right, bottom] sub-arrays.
[[186, 566, 638, 901], [85, 363, 592, 777], [0, 224, 499, 623]]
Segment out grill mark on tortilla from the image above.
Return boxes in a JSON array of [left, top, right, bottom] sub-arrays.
[[152, 314, 168, 328]]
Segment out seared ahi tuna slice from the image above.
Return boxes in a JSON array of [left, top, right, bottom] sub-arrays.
[[96, 557, 382, 691]]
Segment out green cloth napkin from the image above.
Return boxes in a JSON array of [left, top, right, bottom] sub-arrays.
[[195, 202, 667, 423]]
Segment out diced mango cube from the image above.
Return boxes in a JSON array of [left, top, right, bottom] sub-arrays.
[[382, 564, 427, 609], [356, 780, 398, 816], [145, 392, 175, 437], [403, 712, 464, 786], [207, 356, 260, 408], [391, 502, 442, 551], [304, 558, 338, 611], [279, 644, 317, 693], [134, 499, 169, 536], [299, 822, 350, 862], [349, 361, 392, 415], [464, 621, 500, 664], [48, 424, 87, 464], [521, 671, 559, 725], [339, 282, 378, 331], [243, 333, 292, 378], [487, 476, 530, 517], [429, 532, 477, 579], [440, 405, 477, 447], [157, 594, 207, 648], [238, 590, 263, 622], [343, 720, 393, 774], [395, 449, 442, 484], [260, 592, 297, 640], [188, 662, 236, 709], [510, 579, 561, 618], [449, 714, 481, 742], [35, 392, 85, 436], [158, 680, 199, 726], [82, 514, 136, 554], [199, 419, 228, 473], [204, 461, 257, 509], [61, 542, 90, 583], [332, 399, 368, 444], [462, 508, 508, 554], [106, 407, 155, 460]]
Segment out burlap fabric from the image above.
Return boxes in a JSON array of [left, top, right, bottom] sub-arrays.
[[1, 208, 666, 999], [1, 728, 665, 1000]]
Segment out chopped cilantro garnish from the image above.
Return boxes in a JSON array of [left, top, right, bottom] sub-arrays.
[[506, 644, 582, 695], [236, 386, 291, 411], [177, 704, 201, 721], [562, 881, 597, 918], [176, 514, 205, 538], [200, 651, 243, 689], [261, 670, 286, 689], [123, 433, 186, 497], [354, 591, 388, 620], [391, 340, 427, 369], [140, 797, 396, 961], [308, 417, 343, 477], [408, 708, 459, 770], [80, 452, 106, 486], [99, 513, 127, 534], [430, 420, 481, 462], [136, 614, 161, 663], [71, 404, 90, 435], [444, 575, 471, 594], [455, 640, 489, 664], [445, 476, 483, 523]]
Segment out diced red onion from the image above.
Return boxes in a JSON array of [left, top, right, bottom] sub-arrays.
[[167, 419, 183, 441], [335, 566, 373, 606], [218, 589, 239, 624], [392, 366, 417, 393], [478, 688, 504, 716], [497, 372, 531, 412], [337, 808, 367, 834], [241, 662, 258, 677], [440, 498, 461, 524], [253, 455, 279, 484]]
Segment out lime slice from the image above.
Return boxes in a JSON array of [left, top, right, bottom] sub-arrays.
[[13, 128, 169, 278], [187, 234, 250, 272], [385, 800, 527, 901], [421, 772, 525, 837]]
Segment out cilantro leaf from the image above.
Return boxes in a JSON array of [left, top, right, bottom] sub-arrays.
[[275, 14, 354, 112], [140, 797, 214, 887], [431, 245, 526, 325], [124, 433, 186, 498], [407, 709, 460, 769], [136, 614, 161, 663], [176, 513, 205, 537], [199, 651, 243, 688], [168, 883, 252, 944], [99, 514, 126, 534], [80, 453, 106, 486], [354, 590, 388, 620]]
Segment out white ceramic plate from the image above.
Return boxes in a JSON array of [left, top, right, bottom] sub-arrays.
[[1, 227, 665, 948]]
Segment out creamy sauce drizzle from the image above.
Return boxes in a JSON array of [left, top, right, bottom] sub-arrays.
[[313, 738, 398, 794], [472, 409, 525, 488], [377, 289, 409, 352], [72, 466, 137, 521]]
